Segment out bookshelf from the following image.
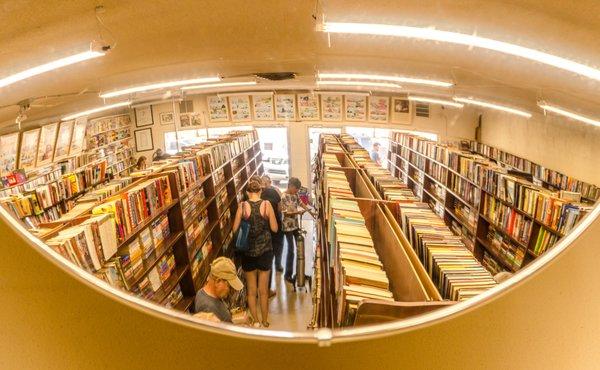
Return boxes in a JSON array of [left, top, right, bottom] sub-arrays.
[[388, 133, 592, 275]]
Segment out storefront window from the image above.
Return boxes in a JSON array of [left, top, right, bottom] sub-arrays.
[[164, 129, 208, 154]]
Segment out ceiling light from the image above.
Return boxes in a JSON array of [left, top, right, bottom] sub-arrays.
[[538, 102, 600, 127], [318, 72, 452, 87], [218, 91, 274, 98], [317, 80, 402, 89], [100, 77, 221, 98], [181, 81, 257, 91], [409, 96, 464, 108], [62, 101, 131, 120], [454, 97, 531, 118], [322, 22, 600, 82], [0, 50, 104, 89]]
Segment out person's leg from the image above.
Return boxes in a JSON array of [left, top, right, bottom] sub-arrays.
[[273, 232, 284, 271], [257, 269, 271, 325], [284, 231, 295, 280], [244, 270, 258, 323]]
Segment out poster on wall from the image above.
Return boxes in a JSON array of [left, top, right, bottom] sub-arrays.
[[297, 93, 320, 121], [391, 97, 410, 124], [0, 132, 20, 175], [320, 94, 343, 121], [252, 94, 274, 121], [179, 113, 192, 128], [159, 111, 175, 126], [229, 95, 252, 121], [18, 129, 40, 171], [53, 120, 74, 161], [69, 117, 88, 155], [135, 106, 153, 127], [134, 128, 154, 152], [275, 94, 296, 121], [36, 122, 58, 167], [369, 96, 390, 123], [207, 95, 230, 122], [345, 95, 367, 121]]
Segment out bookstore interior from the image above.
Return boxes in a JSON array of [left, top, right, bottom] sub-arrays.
[[1, 1, 600, 368]]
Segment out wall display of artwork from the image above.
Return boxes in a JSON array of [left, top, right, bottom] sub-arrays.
[[69, 117, 88, 155], [135, 106, 153, 127], [321, 94, 343, 121], [0, 132, 20, 175], [252, 94, 275, 121], [229, 95, 252, 122], [207, 95, 230, 122], [275, 94, 296, 121], [369, 96, 390, 123], [180, 113, 192, 128], [191, 113, 203, 126], [53, 120, 74, 161], [134, 128, 154, 152], [344, 95, 367, 121], [391, 97, 410, 124], [36, 122, 58, 167], [18, 129, 40, 171], [297, 93, 320, 121], [159, 111, 175, 126]]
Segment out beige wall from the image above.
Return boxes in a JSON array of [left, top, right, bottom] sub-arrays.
[[480, 111, 600, 185]]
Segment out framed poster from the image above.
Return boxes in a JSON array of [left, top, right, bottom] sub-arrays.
[[207, 95, 230, 122], [179, 113, 192, 128], [159, 111, 175, 126], [18, 129, 40, 171], [54, 120, 74, 161], [275, 94, 296, 121], [391, 97, 410, 124], [368, 96, 390, 123], [252, 94, 274, 121], [229, 95, 252, 122], [134, 128, 154, 152], [345, 95, 367, 121], [36, 122, 58, 167], [297, 93, 320, 121], [191, 113, 203, 126], [135, 106, 153, 127], [69, 117, 88, 156], [0, 132, 20, 175], [320, 94, 343, 121]]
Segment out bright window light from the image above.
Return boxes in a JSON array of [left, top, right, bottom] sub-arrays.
[[318, 72, 453, 87], [62, 101, 131, 120], [408, 96, 464, 108], [0, 50, 104, 89], [538, 102, 600, 127], [454, 97, 531, 118], [322, 22, 600, 82], [100, 77, 221, 98], [181, 81, 257, 91], [317, 80, 402, 89]]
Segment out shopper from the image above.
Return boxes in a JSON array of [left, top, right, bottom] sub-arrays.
[[370, 142, 382, 165], [136, 156, 147, 170], [233, 176, 278, 327], [281, 177, 316, 284], [194, 257, 243, 323], [261, 175, 283, 273]]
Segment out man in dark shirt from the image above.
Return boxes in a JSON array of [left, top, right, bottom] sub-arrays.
[[261, 175, 283, 272], [194, 257, 243, 323]]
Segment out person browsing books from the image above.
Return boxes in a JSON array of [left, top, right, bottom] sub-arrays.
[[261, 175, 283, 273], [233, 176, 278, 327], [370, 142, 381, 165], [281, 177, 316, 284], [194, 257, 243, 323]]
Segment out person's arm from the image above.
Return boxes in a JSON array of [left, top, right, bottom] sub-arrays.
[[232, 202, 244, 233], [298, 200, 317, 218], [265, 201, 278, 233]]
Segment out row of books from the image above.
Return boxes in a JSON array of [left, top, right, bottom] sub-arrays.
[[481, 193, 533, 245], [481, 251, 508, 276], [484, 226, 526, 269], [427, 161, 448, 184], [448, 173, 480, 208], [132, 252, 177, 301]]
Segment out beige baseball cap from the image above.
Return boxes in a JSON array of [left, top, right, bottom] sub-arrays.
[[210, 257, 243, 291]]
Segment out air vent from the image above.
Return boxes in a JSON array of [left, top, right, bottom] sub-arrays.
[[255, 72, 296, 81], [415, 103, 430, 118], [179, 100, 194, 113]]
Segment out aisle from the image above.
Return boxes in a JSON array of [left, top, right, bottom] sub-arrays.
[[266, 218, 315, 331]]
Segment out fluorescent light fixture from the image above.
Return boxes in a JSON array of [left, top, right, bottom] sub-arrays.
[[454, 97, 531, 118], [181, 81, 257, 91], [218, 91, 274, 98], [0, 50, 104, 89], [100, 77, 221, 98], [62, 101, 131, 120], [408, 96, 464, 108], [538, 102, 600, 127], [317, 80, 402, 89], [318, 72, 452, 87], [322, 22, 600, 82]]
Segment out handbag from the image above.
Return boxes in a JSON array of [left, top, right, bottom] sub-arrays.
[[235, 205, 251, 252]]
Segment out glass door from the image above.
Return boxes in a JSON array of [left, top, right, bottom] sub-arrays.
[[256, 127, 289, 191]]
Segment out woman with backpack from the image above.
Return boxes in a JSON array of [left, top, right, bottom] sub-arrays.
[[232, 176, 278, 327]]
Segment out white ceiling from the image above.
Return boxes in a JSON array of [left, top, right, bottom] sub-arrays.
[[1, 0, 600, 125]]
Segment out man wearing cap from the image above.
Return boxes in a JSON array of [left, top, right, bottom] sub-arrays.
[[194, 257, 243, 323]]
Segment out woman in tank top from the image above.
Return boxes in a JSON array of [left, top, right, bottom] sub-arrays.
[[233, 176, 278, 327]]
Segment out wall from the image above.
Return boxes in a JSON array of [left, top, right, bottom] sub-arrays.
[[480, 111, 600, 185]]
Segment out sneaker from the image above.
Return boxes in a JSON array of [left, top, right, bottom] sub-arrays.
[[252, 322, 261, 328]]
